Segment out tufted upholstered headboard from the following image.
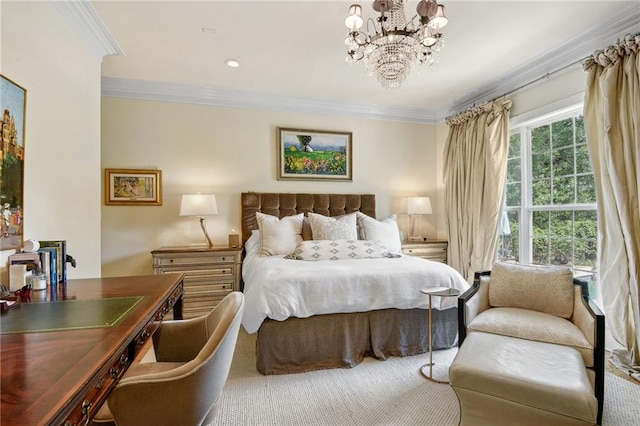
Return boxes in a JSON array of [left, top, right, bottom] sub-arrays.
[[241, 192, 376, 245]]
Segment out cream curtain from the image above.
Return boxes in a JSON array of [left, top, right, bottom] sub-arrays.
[[444, 99, 512, 282], [583, 32, 640, 381]]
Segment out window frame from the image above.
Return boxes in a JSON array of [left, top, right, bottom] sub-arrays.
[[504, 99, 599, 300]]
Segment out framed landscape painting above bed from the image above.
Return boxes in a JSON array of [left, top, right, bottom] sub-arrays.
[[277, 127, 352, 181]]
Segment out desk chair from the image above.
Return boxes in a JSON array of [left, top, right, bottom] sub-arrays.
[[93, 291, 244, 426]]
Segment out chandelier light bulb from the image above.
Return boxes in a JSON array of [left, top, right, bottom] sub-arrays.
[[344, 4, 364, 30], [421, 32, 437, 47]]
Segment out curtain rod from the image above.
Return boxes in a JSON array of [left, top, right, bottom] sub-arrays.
[[491, 56, 588, 102], [450, 55, 590, 121]]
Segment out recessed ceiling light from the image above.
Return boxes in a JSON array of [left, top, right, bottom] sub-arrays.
[[225, 59, 240, 68]]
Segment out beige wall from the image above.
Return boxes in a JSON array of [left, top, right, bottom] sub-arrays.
[[0, 1, 103, 283], [100, 98, 439, 276], [508, 66, 586, 118], [100, 63, 589, 277]]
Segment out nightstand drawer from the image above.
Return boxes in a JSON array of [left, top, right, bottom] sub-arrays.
[[154, 253, 238, 267], [162, 267, 235, 282], [402, 241, 448, 263]]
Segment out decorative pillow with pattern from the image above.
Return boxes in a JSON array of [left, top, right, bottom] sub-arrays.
[[356, 212, 402, 254], [256, 212, 303, 256], [291, 240, 390, 261], [308, 212, 358, 240]]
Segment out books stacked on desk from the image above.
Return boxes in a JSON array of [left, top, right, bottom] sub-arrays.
[[8, 240, 67, 290], [38, 240, 67, 285]]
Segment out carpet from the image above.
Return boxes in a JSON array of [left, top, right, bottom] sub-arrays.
[[212, 330, 639, 425]]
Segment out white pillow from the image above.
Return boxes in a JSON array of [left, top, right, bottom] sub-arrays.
[[244, 230, 261, 255], [291, 239, 390, 261], [356, 212, 402, 254], [308, 212, 358, 240], [256, 212, 303, 256]]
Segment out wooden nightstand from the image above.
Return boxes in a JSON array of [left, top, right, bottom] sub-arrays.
[[402, 240, 448, 263], [151, 246, 242, 319]]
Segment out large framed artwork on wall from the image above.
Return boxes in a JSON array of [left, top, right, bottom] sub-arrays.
[[0, 75, 26, 251], [277, 127, 352, 181]]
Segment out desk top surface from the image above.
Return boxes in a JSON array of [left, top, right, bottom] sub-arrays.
[[0, 274, 184, 425]]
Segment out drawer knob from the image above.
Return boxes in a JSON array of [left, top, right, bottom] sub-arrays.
[[82, 400, 92, 425]]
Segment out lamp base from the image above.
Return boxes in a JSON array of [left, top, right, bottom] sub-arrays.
[[187, 217, 213, 247], [199, 217, 214, 248]]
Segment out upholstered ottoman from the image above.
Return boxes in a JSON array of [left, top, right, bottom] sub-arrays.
[[450, 332, 597, 426]]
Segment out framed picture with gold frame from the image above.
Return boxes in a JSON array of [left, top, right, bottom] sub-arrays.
[[277, 127, 352, 181], [105, 169, 162, 206]]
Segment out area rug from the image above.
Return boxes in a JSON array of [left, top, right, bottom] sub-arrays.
[[212, 330, 640, 426]]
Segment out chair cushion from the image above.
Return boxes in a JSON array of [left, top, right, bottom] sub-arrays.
[[92, 361, 185, 423], [489, 262, 574, 318], [468, 307, 594, 367]]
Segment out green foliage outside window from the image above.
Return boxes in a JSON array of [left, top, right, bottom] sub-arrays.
[[498, 114, 598, 297]]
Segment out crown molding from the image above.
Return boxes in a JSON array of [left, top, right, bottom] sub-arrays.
[[101, 77, 440, 124], [440, 2, 640, 120], [53, 0, 124, 58], [96, 2, 638, 124]]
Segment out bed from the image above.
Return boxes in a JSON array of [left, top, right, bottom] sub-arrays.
[[241, 192, 469, 375]]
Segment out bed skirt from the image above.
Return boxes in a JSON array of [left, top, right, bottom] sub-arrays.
[[256, 307, 458, 375]]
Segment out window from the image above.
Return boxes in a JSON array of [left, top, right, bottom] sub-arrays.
[[498, 104, 599, 302]]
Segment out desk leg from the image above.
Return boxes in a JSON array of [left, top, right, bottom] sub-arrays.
[[173, 295, 183, 320]]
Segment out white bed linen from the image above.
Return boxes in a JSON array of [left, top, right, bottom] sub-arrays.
[[241, 234, 470, 333]]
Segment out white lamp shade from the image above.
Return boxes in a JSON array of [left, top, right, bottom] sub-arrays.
[[407, 197, 433, 215], [179, 194, 218, 217]]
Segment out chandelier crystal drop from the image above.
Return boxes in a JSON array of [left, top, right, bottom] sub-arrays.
[[344, 0, 448, 89]]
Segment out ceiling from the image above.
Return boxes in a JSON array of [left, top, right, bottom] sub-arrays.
[[84, 1, 640, 122]]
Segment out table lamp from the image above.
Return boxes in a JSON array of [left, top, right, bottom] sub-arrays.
[[407, 196, 432, 241], [180, 193, 218, 247]]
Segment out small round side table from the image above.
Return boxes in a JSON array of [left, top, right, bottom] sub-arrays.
[[420, 286, 461, 383]]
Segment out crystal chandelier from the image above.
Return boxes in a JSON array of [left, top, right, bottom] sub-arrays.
[[344, 0, 448, 89]]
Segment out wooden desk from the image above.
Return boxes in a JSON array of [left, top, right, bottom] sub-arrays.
[[0, 274, 184, 426]]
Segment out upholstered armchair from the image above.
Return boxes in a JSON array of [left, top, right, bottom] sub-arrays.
[[92, 291, 245, 426], [458, 263, 605, 424]]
